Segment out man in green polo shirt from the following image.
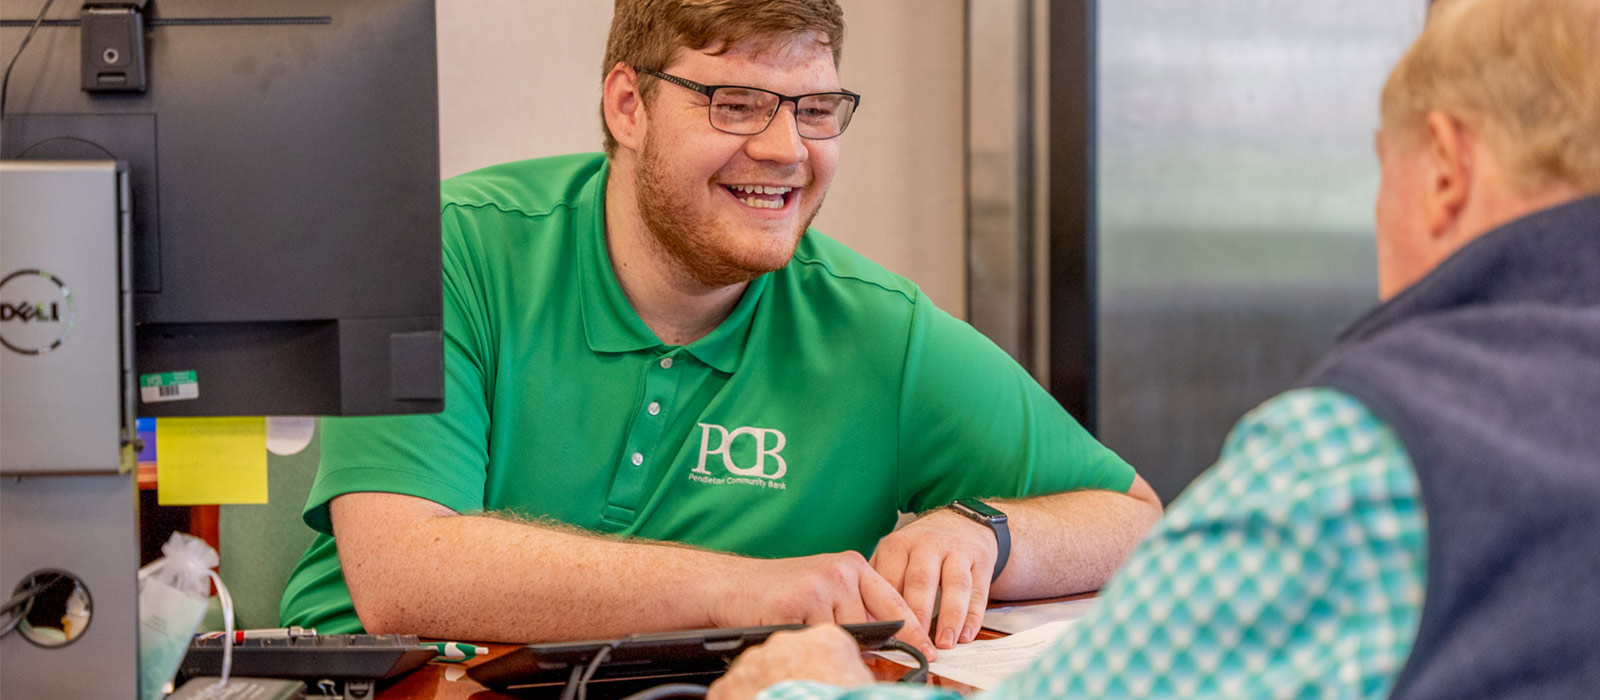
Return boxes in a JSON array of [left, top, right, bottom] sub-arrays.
[[280, 0, 1160, 655]]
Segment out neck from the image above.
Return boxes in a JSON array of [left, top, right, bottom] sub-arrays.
[[1459, 184, 1587, 244], [604, 165, 748, 346], [1449, 139, 1588, 251]]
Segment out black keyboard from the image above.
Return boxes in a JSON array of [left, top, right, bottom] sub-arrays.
[[471, 621, 904, 691], [180, 634, 435, 699]]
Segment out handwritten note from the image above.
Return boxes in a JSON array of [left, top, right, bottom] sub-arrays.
[[156, 417, 268, 505]]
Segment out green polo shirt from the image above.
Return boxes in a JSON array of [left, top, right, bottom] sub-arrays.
[[280, 153, 1135, 633]]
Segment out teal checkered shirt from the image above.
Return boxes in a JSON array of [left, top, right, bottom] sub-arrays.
[[761, 388, 1426, 700]]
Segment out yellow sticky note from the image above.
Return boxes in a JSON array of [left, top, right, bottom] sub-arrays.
[[156, 417, 268, 505]]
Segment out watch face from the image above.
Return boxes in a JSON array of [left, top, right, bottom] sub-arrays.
[[954, 499, 1006, 523]]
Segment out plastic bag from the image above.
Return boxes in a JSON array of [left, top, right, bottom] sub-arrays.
[[62, 581, 90, 640], [138, 532, 233, 700]]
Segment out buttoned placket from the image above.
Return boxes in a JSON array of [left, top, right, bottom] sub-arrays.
[[601, 348, 686, 526]]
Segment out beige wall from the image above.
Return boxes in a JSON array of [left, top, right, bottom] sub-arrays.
[[435, 0, 967, 316]]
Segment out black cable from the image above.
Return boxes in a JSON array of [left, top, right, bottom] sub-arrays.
[[0, 575, 60, 638], [618, 683, 710, 700], [881, 639, 929, 684], [0, 601, 30, 638], [0, 0, 55, 118], [1, 579, 51, 613]]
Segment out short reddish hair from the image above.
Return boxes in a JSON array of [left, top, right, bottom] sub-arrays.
[[600, 0, 846, 156]]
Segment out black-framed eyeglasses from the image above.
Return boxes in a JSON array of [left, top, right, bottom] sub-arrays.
[[636, 67, 861, 140]]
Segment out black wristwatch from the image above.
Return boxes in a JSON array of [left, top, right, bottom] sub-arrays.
[[947, 498, 1010, 582]]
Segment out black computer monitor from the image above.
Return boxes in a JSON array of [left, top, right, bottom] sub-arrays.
[[0, 0, 442, 417]]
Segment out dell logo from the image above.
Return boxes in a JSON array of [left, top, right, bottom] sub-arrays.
[[0, 301, 62, 323], [0, 269, 76, 355]]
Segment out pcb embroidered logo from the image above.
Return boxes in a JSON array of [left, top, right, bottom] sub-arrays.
[[690, 423, 788, 490]]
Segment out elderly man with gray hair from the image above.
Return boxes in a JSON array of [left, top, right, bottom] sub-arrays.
[[710, 0, 1600, 698]]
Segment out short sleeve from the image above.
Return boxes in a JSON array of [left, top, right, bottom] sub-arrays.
[[300, 204, 495, 533], [895, 291, 1135, 513]]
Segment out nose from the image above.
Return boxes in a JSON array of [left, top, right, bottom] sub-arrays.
[[743, 102, 808, 166]]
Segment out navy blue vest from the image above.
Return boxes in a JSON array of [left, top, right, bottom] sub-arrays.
[[1302, 195, 1600, 700]]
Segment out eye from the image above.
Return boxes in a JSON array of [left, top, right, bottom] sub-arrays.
[[798, 95, 847, 121], [712, 88, 768, 115]]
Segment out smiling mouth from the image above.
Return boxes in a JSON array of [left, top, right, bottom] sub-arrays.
[[723, 184, 795, 210]]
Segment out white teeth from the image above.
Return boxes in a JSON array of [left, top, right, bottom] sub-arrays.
[[729, 184, 793, 195], [726, 184, 792, 209]]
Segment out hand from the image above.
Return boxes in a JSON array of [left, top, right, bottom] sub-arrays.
[[870, 509, 997, 649], [709, 551, 937, 659], [708, 626, 874, 700]]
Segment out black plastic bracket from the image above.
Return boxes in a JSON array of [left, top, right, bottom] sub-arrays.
[[80, 0, 149, 92]]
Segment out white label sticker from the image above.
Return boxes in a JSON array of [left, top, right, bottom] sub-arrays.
[[140, 371, 199, 403]]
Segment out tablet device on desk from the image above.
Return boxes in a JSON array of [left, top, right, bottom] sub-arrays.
[[469, 620, 904, 691]]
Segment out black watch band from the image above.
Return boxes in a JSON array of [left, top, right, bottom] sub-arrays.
[[947, 498, 1010, 582]]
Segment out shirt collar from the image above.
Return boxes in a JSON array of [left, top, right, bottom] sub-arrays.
[[577, 159, 769, 374], [684, 272, 767, 374]]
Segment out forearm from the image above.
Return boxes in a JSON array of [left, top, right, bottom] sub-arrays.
[[333, 492, 936, 653], [336, 498, 734, 642], [990, 478, 1162, 600]]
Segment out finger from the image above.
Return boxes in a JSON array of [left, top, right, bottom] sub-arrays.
[[871, 540, 909, 593], [962, 562, 991, 643], [709, 651, 763, 700], [857, 566, 938, 660], [899, 549, 943, 634], [709, 644, 778, 700], [706, 676, 733, 700], [831, 588, 869, 626], [934, 556, 973, 649], [802, 604, 838, 627]]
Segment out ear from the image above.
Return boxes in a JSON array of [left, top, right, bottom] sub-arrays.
[[1420, 110, 1472, 241], [603, 62, 647, 153]]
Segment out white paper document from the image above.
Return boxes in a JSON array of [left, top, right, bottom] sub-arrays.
[[980, 596, 1099, 634], [873, 619, 1078, 690]]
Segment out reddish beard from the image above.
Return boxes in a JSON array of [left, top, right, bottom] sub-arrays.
[[634, 127, 821, 288]]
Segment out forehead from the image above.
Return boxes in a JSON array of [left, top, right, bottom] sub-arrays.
[[665, 32, 840, 93]]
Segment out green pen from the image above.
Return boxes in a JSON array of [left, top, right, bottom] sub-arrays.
[[421, 641, 490, 661]]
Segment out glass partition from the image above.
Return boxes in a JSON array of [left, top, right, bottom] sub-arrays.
[[1094, 2, 1427, 500]]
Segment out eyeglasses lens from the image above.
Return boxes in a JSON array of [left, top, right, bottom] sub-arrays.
[[709, 88, 855, 138]]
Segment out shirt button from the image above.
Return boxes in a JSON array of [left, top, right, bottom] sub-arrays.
[[648, 401, 661, 416], [631, 452, 644, 466], [659, 357, 673, 369]]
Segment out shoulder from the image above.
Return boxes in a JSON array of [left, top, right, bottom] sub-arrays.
[[440, 152, 607, 219], [1229, 387, 1408, 479], [783, 230, 922, 308], [1173, 388, 1415, 526], [1230, 387, 1393, 456]]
